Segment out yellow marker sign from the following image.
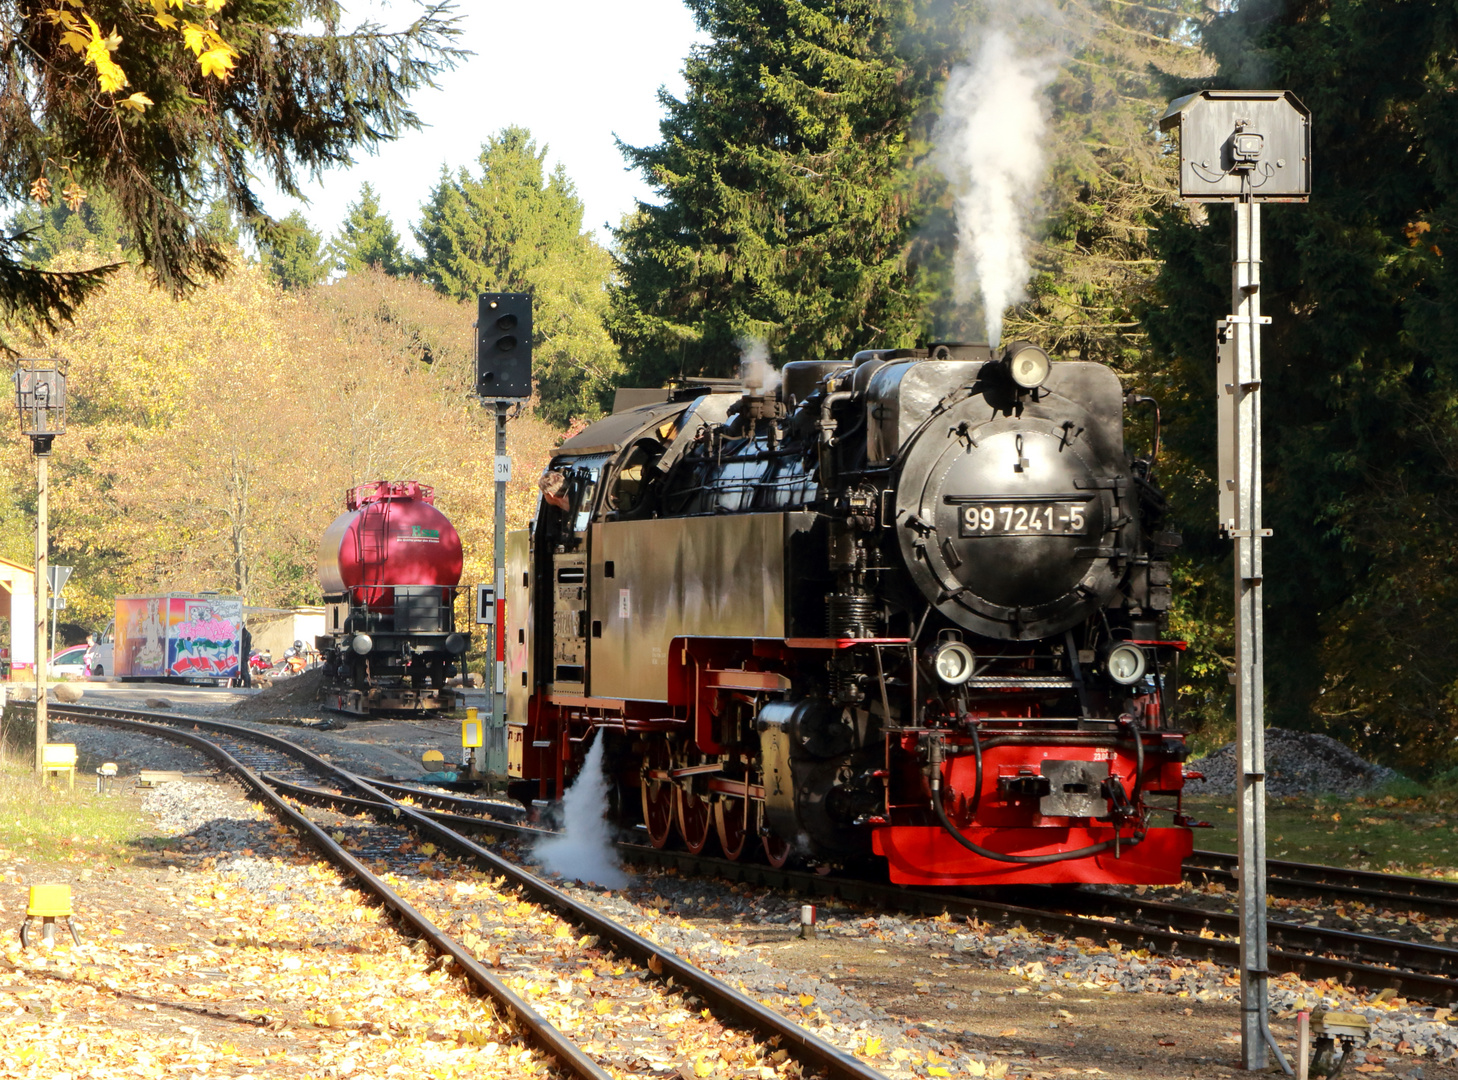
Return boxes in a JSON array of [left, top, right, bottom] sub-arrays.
[[462, 707, 482, 748]]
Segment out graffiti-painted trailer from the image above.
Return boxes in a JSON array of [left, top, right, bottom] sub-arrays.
[[91, 594, 244, 684]]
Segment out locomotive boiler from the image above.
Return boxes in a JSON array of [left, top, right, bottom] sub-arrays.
[[505, 343, 1196, 885], [316, 480, 470, 715]]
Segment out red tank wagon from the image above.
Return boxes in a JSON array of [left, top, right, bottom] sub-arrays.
[[317, 481, 470, 715]]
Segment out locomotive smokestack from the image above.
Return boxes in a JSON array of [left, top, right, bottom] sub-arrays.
[[737, 334, 781, 396]]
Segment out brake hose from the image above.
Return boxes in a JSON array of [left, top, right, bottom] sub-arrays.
[[927, 734, 1143, 865]]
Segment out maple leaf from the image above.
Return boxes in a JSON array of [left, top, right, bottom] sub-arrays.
[[929, 1069, 951, 1077], [798, 993, 815, 1007], [181, 22, 206, 54], [862, 1035, 884, 1058]]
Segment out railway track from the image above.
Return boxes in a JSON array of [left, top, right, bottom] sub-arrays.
[[31, 701, 891, 1080], [33, 700, 1458, 1010], [1184, 848, 1458, 919], [266, 762, 1458, 1004]]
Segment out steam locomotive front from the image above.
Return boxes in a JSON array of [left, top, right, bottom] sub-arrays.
[[858, 343, 1193, 885]]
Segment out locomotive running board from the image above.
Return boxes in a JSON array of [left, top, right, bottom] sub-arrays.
[[322, 687, 455, 717]]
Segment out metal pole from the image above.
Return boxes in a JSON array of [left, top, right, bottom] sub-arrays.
[[1232, 196, 1276, 1071], [492, 399, 508, 773], [49, 580, 57, 672], [34, 451, 48, 772]]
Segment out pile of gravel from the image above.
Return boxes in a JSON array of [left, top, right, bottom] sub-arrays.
[[1189, 728, 1397, 798], [228, 667, 324, 719]]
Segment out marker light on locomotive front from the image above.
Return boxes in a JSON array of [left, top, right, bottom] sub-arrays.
[[506, 344, 1196, 885], [316, 480, 470, 716]]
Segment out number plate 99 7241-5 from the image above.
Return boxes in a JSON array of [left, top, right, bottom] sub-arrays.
[[959, 502, 1088, 537]]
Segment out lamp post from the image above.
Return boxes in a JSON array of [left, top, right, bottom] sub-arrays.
[[13, 360, 66, 774]]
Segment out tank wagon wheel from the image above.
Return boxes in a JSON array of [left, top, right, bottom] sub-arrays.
[[758, 804, 792, 869], [675, 786, 715, 855], [641, 742, 675, 849], [714, 794, 749, 861]]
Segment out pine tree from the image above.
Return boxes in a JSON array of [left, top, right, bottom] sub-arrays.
[[330, 183, 409, 276], [413, 127, 620, 424], [260, 212, 330, 291], [610, 0, 952, 386], [7, 188, 134, 263], [0, 1, 464, 343]]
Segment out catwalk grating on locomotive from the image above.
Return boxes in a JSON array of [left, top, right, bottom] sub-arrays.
[[316, 481, 471, 716], [506, 343, 1196, 885]]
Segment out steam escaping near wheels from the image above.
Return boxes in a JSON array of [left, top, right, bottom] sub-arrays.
[[532, 731, 631, 890]]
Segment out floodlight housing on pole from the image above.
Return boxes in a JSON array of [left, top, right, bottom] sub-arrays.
[[12, 358, 66, 776], [1160, 90, 1310, 1077], [1159, 90, 1311, 203]]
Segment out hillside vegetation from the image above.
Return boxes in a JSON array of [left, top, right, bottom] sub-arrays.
[[0, 260, 561, 628]]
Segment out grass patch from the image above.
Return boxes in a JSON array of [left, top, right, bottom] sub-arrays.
[[1184, 790, 1458, 877], [0, 756, 147, 862]]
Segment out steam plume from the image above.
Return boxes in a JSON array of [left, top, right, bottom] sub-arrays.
[[532, 730, 629, 890], [934, 30, 1057, 345]]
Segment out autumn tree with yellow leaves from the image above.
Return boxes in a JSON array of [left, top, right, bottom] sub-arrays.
[[0, 257, 563, 627], [0, 1, 465, 346]]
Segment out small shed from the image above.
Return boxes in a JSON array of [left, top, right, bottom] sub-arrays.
[[245, 606, 326, 659], [0, 557, 36, 679]]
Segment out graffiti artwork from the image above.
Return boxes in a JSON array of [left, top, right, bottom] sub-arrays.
[[113, 595, 242, 680]]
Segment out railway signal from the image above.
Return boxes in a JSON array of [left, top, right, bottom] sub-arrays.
[[475, 292, 533, 781], [1160, 89, 1311, 1074], [476, 292, 532, 399]]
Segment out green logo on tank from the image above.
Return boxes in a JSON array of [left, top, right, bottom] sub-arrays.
[[409, 526, 440, 540]]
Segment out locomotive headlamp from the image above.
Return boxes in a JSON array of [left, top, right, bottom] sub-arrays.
[[1106, 643, 1147, 685], [1003, 342, 1051, 389], [350, 633, 373, 656], [932, 640, 976, 686]]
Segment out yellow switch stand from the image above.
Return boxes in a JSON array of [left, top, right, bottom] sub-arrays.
[[21, 884, 81, 947]]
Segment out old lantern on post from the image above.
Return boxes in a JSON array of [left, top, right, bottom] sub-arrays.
[[13, 359, 67, 774]]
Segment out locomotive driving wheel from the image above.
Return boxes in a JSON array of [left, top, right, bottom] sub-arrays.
[[758, 803, 792, 868], [675, 785, 714, 855], [714, 793, 750, 862], [641, 741, 674, 849]]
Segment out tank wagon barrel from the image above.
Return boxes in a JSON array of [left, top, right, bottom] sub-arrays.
[[316, 480, 471, 716], [504, 342, 1194, 886]]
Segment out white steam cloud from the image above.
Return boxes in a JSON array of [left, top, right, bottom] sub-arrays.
[[934, 30, 1057, 346], [738, 334, 781, 394], [532, 730, 630, 890]]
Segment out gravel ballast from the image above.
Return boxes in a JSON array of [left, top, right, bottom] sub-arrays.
[[1190, 728, 1399, 798]]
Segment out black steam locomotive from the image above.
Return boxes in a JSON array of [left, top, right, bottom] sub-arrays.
[[505, 343, 1195, 885]]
